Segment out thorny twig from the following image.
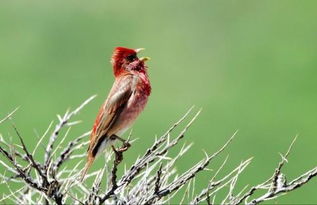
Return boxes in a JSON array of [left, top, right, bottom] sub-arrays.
[[11, 122, 49, 186], [228, 136, 316, 205], [44, 95, 96, 167], [0, 96, 96, 205], [1, 98, 317, 204], [98, 141, 131, 204], [0, 107, 19, 125]]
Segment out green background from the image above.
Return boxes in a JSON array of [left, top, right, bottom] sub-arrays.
[[1, 0, 317, 204]]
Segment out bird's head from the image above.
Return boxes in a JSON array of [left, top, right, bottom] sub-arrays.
[[111, 47, 150, 76]]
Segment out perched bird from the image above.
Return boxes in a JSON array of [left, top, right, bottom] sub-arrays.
[[81, 47, 151, 180]]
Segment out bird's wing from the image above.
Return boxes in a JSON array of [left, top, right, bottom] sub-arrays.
[[89, 74, 135, 156]]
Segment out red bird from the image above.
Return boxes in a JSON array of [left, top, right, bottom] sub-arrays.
[[81, 47, 151, 180]]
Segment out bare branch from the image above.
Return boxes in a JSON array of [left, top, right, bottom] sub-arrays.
[[144, 131, 237, 204], [44, 95, 96, 166], [53, 131, 90, 172], [11, 122, 49, 186], [117, 108, 201, 192], [0, 107, 20, 124], [1, 98, 317, 205], [231, 136, 316, 205]]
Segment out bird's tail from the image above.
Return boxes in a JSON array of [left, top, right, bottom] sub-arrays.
[[79, 157, 94, 182]]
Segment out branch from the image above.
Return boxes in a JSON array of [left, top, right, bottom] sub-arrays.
[[11, 122, 49, 186], [52, 131, 90, 172], [231, 136, 317, 205], [1, 97, 317, 205], [44, 95, 96, 167], [144, 131, 237, 204], [117, 108, 200, 191]]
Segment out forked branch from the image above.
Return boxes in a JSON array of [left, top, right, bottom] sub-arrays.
[[0, 97, 317, 205]]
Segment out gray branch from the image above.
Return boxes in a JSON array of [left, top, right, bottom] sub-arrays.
[[1, 97, 317, 205]]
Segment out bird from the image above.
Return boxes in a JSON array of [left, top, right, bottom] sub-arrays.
[[80, 47, 151, 181]]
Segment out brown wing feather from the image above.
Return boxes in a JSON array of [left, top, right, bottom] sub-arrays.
[[89, 74, 134, 156]]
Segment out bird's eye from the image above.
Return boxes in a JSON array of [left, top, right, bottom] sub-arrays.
[[126, 54, 136, 61]]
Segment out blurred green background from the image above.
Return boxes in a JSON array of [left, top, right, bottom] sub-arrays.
[[1, 0, 317, 204]]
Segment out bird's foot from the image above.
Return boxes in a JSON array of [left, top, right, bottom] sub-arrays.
[[118, 141, 131, 152], [111, 141, 131, 164], [111, 134, 131, 152]]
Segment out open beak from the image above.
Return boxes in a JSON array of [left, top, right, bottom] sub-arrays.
[[135, 48, 150, 62], [139, 56, 151, 62], [135, 48, 145, 53]]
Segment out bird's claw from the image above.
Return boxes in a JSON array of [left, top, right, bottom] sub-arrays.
[[111, 134, 131, 152], [120, 141, 131, 151], [111, 141, 131, 164]]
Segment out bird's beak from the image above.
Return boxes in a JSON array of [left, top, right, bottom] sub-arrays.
[[135, 48, 150, 62], [135, 48, 145, 53], [139, 57, 151, 62]]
